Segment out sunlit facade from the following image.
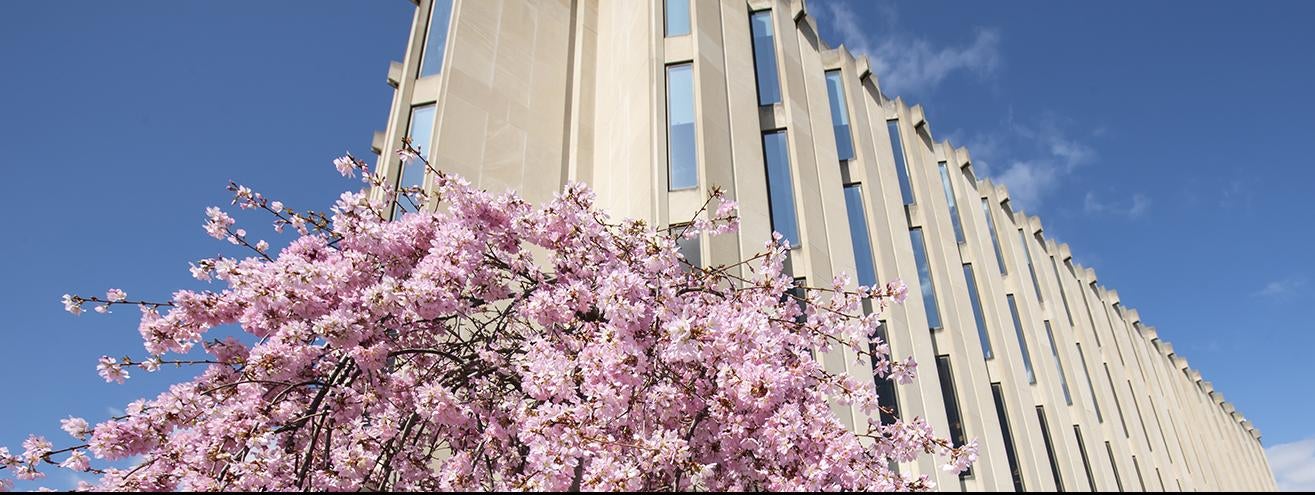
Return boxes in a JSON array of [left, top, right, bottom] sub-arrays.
[[369, 0, 1276, 490]]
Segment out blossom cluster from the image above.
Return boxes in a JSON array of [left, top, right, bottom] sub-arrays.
[[3, 154, 974, 491]]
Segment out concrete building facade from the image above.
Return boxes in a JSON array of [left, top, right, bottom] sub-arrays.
[[368, 0, 1277, 490]]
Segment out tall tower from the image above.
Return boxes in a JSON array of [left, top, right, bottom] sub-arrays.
[[370, 0, 1277, 490]]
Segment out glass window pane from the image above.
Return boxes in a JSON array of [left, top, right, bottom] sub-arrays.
[[982, 199, 1007, 274], [1006, 294, 1035, 384], [1106, 442, 1124, 491], [992, 383, 1026, 492], [676, 232, 701, 269], [1050, 256, 1074, 326], [664, 0, 690, 37], [1045, 321, 1072, 405], [763, 131, 799, 246], [939, 162, 965, 243], [909, 228, 942, 329], [1076, 343, 1103, 423], [749, 11, 781, 105], [1074, 426, 1098, 491], [1018, 229, 1044, 302], [843, 184, 877, 287], [418, 0, 454, 78], [396, 103, 436, 216], [935, 355, 969, 467], [825, 70, 854, 160], [886, 120, 914, 205], [963, 264, 993, 359], [666, 64, 698, 190], [1036, 406, 1065, 491], [873, 322, 901, 425]]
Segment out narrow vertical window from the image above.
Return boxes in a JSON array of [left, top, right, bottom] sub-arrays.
[[824, 70, 854, 160], [763, 131, 799, 247], [1036, 406, 1066, 491], [935, 355, 970, 477], [843, 184, 877, 286], [666, 64, 698, 190], [873, 322, 901, 425], [1104, 442, 1124, 491], [1045, 321, 1072, 405], [1132, 456, 1146, 491], [1105, 363, 1130, 438], [396, 104, 436, 216], [1129, 381, 1153, 451], [887, 120, 914, 205], [1076, 344, 1104, 423], [962, 264, 993, 359], [749, 11, 781, 106], [664, 0, 690, 37], [1074, 426, 1098, 491], [991, 383, 1026, 491], [418, 0, 454, 78], [1149, 396, 1172, 462], [909, 228, 942, 329], [676, 230, 701, 269], [982, 199, 1007, 274], [1018, 229, 1044, 302], [1006, 294, 1035, 384], [938, 162, 965, 243], [1051, 256, 1075, 326]]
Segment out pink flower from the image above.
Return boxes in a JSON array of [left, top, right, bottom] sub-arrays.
[[61, 417, 90, 439], [61, 294, 82, 316], [105, 289, 127, 303], [96, 356, 129, 384], [270, 201, 284, 213], [59, 450, 90, 472], [334, 156, 357, 177]]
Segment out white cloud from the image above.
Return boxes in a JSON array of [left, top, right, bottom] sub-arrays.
[[813, 0, 1001, 97], [1268, 436, 1315, 491], [959, 116, 1097, 211], [1084, 191, 1151, 218], [1254, 277, 1307, 300]]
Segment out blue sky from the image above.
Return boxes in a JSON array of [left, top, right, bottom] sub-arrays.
[[1, 0, 1312, 490]]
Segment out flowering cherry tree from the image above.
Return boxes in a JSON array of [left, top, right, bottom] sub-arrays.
[[2, 147, 975, 491]]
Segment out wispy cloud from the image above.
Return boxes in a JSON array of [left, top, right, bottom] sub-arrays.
[[812, 0, 1001, 98], [1084, 191, 1151, 218], [955, 114, 1097, 211], [1268, 436, 1315, 491], [1254, 277, 1307, 300]]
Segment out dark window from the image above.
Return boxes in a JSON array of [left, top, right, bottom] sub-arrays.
[[962, 264, 993, 359], [1076, 344, 1104, 423], [873, 322, 901, 425], [1105, 441, 1124, 491], [1106, 364, 1130, 438], [1006, 294, 1036, 383], [991, 383, 1025, 491], [1036, 406, 1066, 491], [1132, 455, 1146, 491], [1074, 425, 1098, 491], [1018, 229, 1044, 302], [982, 199, 1007, 274], [1051, 256, 1075, 326], [1045, 321, 1072, 405], [935, 355, 971, 478]]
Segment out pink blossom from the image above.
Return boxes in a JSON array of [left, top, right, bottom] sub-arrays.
[[105, 289, 127, 302], [59, 450, 90, 472], [61, 294, 82, 316], [96, 356, 129, 384], [334, 156, 356, 177], [60, 417, 90, 439]]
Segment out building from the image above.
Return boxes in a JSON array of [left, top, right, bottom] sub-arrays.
[[367, 0, 1277, 490]]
